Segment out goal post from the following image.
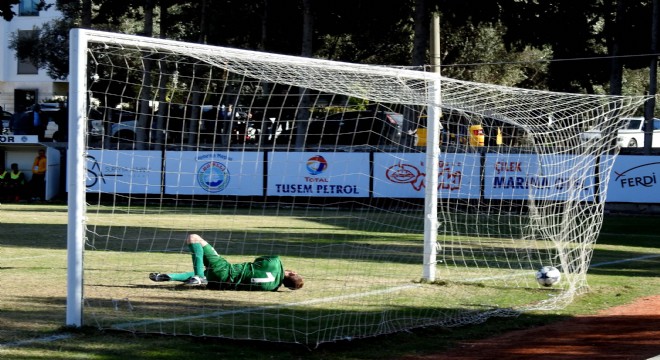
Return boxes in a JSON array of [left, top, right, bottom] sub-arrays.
[[422, 79, 442, 282], [66, 28, 649, 345], [66, 28, 89, 327]]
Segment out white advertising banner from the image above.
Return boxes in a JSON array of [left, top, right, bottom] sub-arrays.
[[164, 151, 263, 195], [604, 155, 660, 203], [0, 135, 39, 144], [85, 150, 162, 194], [484, 153, 596, 201], [373, 152, 481, 199], [267, 152, 369, 197]]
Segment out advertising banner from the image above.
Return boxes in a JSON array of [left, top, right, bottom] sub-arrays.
[[604, 155, 660, 203], [267, 152, 370, 197], [164, 151, 264, 195], [85, 150, 162, 194], [373, 152, 481, 199], [0, 135, 39, 144], [483, 153, 596, 201]]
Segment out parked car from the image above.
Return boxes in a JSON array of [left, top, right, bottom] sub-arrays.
[[617, 117, 660, 148], [273, 106, 404, 148], [580, 117, 660, 148]]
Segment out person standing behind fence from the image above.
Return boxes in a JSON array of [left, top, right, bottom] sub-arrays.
[[29, 104, 46, 141], [30, 149, 47, 202], [11, 106, 29, 135], [6, 163, 26, 202], [0, 164, 8, 202]]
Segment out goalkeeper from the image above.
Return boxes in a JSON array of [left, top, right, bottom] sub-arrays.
[[149, 234, 304, 291]]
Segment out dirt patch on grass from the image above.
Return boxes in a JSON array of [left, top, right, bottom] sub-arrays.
[[402, 295, 660, 360]]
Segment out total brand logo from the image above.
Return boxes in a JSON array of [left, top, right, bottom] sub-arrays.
[[306, 155, 328, 175]]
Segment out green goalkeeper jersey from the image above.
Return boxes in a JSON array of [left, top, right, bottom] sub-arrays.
[[223, 255, 285, 291]]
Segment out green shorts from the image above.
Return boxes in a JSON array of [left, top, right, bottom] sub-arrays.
[[203, 244, 231, 283]]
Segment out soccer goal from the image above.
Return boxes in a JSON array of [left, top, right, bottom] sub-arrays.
[[67, 28, 648, 346]]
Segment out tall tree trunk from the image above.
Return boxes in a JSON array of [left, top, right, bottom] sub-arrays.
[[412, 0, 428, 67], [259, 0, 268, 51], [608, 0, 625, 96], [198, 0, 208, 44], [155, 0, 170, 150], [81, 0, 91, 28], [186, 0, 209, 147], [295, 0, 313, 149], [644, 0, 659, 153], [407, 0, 429, 148], [259, 0, 271, 97], [137, 0, 155, 150]]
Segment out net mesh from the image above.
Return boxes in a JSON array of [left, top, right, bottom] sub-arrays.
[[73, 30, 648, 346]]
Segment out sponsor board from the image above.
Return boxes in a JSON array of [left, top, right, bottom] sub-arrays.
[[85, 150, 162, 194], [484, 153, 596, 201], [373, 152, 481, 199], [267, 152, 369, 197], [605, 155, 660, 203], [164, 151, 263, 195]]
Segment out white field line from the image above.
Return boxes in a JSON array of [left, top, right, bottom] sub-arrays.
[[588, 254, 660, 267], [0, 334, 73, 348], [462, 253, 660, 282], [1, 253, 658, 348], [114, 253, 660, 329], [111, 283, 420, 329]]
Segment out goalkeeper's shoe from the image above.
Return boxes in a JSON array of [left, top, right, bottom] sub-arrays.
[[149, 273, 171, 282], [183, 275, 208, 286]]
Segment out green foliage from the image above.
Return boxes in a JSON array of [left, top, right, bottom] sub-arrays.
[[7, 0, 660, 96], [0, 0, 19, 21], [440, 21, 552, 88], [8, 18, 72, 80]]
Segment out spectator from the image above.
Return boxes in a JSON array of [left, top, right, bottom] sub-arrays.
[[13, 104, 46, 139], [30, 149, 47, 201], [53, 103, 68, 141], [6, 163, 27, 202], [29, 104, 46, 141], [11, 106, 29, 135], [0, 164, 7, 201]]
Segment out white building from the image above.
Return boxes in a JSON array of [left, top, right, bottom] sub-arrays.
[[0, 1, 65, 114]]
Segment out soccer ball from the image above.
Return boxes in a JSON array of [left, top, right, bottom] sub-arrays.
[[536, 266, 561, 287]]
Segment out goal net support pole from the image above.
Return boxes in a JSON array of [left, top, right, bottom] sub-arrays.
[[66, 28, 88, 327], [423, 79, 441, 282]]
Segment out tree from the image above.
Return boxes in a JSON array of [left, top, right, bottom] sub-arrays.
[[1, 0, 20, 21], [295, 0, 313, 149], [2, 0, 50, 21], [136, 0, 155, 150], [8, 17, 70, 80]]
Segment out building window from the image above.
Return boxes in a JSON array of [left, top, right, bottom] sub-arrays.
[[19, 0, 40, 16], [16, 30, 39, 75]]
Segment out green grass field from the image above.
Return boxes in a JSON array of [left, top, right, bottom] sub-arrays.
[[0, 203, 658, 359]]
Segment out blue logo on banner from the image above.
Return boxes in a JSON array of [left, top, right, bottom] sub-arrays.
[[197, 161, 230, 193]]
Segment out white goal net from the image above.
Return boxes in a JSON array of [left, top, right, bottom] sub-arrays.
[[67, 29, 648, 346]]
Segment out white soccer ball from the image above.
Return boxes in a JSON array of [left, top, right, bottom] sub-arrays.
[[536, 266, 561, 287]]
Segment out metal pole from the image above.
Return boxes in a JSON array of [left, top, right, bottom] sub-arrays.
[[423, 13, 442, 281], [644, 0, 659, 153], [66, 28, 88, 327], [431, 13, 441, 75], [423, 78, 441, 281]]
